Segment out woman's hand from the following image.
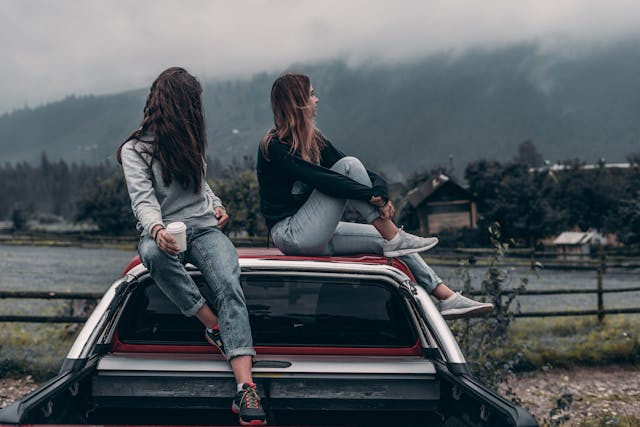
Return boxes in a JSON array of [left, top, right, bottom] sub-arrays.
[[369, 196, 387, 207], [214, 207, 229, 228], [379, 200, 395, 220], [153, 226, 180, 255], [370, 196, 394, 219]]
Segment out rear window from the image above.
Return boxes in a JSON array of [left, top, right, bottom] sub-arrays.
[[117, 274, 417, 347]]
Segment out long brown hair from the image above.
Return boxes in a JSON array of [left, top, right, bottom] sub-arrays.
[[260, 73, 325, 162], [117, 67, 206, 193]]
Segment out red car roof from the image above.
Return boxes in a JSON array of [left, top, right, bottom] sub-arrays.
[[123, 247, 415, 280]]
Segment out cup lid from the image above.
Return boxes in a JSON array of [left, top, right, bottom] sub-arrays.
[[166, 221, 186, 233]]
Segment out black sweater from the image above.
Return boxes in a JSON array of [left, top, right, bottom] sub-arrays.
[[257, 137, 389, 229]]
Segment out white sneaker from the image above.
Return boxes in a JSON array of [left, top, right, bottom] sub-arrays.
[[382, 229, 439, 257], [439, 292, 494, 320]]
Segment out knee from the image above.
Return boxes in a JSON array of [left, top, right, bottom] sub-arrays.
[[331, 156, 370, 186], [219, 277, 245, 299], [212, 273, 246, 308], [139, 238, 169, 270], [332, 156, 365, 173]]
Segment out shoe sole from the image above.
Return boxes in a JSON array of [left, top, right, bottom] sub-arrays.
[[232, 403, 267, 426], [205, 331, 226, 357], [384, 238, 439, 258], [441, 304, 494, 320]]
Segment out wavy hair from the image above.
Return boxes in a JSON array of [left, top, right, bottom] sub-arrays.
[[260, 73, 325, 163], [117, 67, 206, 193]]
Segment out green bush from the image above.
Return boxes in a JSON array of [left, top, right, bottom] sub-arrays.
[[450, 222, 529, 388]]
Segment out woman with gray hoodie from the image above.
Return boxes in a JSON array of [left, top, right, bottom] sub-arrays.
[[118, 67, 266, 426]]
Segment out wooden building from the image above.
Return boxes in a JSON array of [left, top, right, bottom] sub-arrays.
[[406, 174, 477, 235], [552, 231, 606, 260]]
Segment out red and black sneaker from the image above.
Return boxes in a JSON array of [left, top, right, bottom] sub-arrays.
[[231, 383, 267, 425], [205, 326, 226, 357]]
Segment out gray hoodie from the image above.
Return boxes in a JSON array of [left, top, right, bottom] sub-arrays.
[[120, 136, 223, 236]]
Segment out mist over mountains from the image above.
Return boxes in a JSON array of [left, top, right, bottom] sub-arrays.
[[1, 41, 639, 179]]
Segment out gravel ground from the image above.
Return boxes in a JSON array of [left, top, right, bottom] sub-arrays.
[[1, 366, 639, 426], [0, 376, 39, 409], [501, 365, 640, 426]]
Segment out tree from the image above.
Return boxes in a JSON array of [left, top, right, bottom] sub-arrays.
[[10, 204, 29, 231], [465, 160, 556, 246], [512, 140, 544, 168], [211, 170, 266, 237], [487, 164, 554, 245], [626, 151, 640, 166], [464, 159, 504, 213], [548, 167, 629, 233], [75, 171, 136, 234], [616, 195, 640, 245], [209, 156, 267, 238]]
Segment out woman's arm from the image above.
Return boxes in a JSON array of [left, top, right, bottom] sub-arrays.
[[203, 181, 230, 227], [366, 169, 389, 201], [321, 141, 389, 201], [268, 141, 376, 201], [120, 141, 164, 236], [203, 180, 225, 209]]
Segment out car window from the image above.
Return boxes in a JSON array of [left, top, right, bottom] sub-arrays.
[[117, 274, 416, 347]]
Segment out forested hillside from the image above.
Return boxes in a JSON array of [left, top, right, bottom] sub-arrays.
[[1, 41, 639, 177]]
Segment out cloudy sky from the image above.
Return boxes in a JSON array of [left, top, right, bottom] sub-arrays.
[[1, 0, 639, 114]]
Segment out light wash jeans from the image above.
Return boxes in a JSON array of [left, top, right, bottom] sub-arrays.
[[270, 156, 443, 294], [138, 226, 255, 360]]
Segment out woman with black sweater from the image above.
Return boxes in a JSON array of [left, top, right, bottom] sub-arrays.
[[257, 73, 492, 319]]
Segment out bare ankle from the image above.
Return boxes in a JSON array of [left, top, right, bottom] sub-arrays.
[[372, 218, 398, 240], [432, 283, 454, 300]]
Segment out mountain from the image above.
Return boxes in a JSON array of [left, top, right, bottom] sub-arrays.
[[1, 40, 639, 178]]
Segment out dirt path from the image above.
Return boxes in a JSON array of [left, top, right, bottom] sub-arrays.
[[2, 366, 639, 426]]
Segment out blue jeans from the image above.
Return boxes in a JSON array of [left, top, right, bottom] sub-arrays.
[[270, 156, 443, 294], [138, 226, 255, 360]]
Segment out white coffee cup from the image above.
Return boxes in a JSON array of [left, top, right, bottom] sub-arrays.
[[166, 221, 187, 253]]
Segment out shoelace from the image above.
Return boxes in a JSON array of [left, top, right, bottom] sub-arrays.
[[241, 386, 260, 409]]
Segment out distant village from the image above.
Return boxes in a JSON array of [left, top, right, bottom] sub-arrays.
[[402, 158, 637, 256]]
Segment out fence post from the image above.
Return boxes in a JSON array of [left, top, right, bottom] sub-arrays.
[[596, 249, 606, 323]]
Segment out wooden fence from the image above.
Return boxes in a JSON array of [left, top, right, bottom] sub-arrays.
[[448, 251, 640, 320], [1, 255, 639, 323], [0, 290, 102, 323], [467, 287, 640, 319]]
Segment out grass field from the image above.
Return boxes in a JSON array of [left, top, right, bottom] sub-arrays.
[[507, 315, 640, 369]]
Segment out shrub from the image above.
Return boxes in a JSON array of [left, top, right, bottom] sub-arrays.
[[451, 222, 530, 389]]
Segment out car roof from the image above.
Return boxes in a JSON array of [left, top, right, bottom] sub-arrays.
[[122, 247, 414, 279]]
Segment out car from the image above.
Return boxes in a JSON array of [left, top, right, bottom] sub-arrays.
[[0, 248, 537, 426]]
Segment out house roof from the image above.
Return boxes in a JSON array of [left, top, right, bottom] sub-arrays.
[[553, 231, 594, 246], [406, 174, 474, 208], [529, 162, 631, 173]]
